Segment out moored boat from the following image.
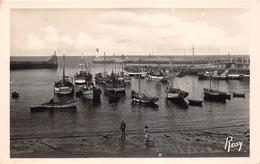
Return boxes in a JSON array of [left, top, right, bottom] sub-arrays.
[[30, 98, 77, 112], [198, 70, 228, 80], [11, 91, 19, 98], [165, 87, 189, 99], [131, 90, 159, 104], [188, 99, 203, 106], [95, 52, 109, 84], [54, 54, 74, 95], [105, 71, 126, 92], [74, 53, 92, 84], [131, 56, 159, 104], [147, 74, 169, 82], [232, 92, 245, 97]]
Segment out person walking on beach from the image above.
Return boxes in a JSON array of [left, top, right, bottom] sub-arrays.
[[120, 120, 126, 139]]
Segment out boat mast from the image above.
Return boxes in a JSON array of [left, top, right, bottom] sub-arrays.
[[209, 60, 212, 91], [138, 56, 141, 94], [81, 52, 84, 71], [192, 44, 194, 66], [63, 54, 65, 80], [114, 53, 116, 75], [122, 54, 124, 75], [170, 56, 173, 87], [104, 52, 106, 73]]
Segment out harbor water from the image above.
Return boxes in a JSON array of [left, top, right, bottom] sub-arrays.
[[10, 56, 249, 140]]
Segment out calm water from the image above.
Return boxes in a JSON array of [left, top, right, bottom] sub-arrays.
[[10, 56, 249, 139]]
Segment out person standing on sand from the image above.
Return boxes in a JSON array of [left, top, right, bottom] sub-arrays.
[[120, 120, 126, 139], [144, 126, 149, 141]]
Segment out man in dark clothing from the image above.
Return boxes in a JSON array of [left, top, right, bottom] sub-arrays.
[[120, 120, 126, 139]]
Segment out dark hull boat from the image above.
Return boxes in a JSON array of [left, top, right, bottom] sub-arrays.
[[131, 56, 159, 105], [131, 90, 159, 104], [105, 90, 120, 103], [232, 92, 246, 97], [188, 99, 203, 106], [203, 88, 227, 102], [11, 91, 19, 98], [30, 99, 77, 112], [165, 87, 189, 99]]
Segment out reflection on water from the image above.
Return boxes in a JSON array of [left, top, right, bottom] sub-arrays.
[[10, 58, 249, 139]]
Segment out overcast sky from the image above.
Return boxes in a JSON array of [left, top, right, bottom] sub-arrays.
[[10, 8, 249, 56]]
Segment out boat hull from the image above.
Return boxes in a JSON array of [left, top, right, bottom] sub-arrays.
[[228, 74, 244, 80], [43, 100, 77, 108], [54, 86, 74, 95], [127, 72, 147, 77], [203, 91, 226, 102], [131, 91, 159, 104], [188, 99, 203, 106], [233, 92, 245, 97], [147, 74, 169, 82], [82, 90, 93, 99], [165, 87, 189, 99], [74, 78, 86, 84]]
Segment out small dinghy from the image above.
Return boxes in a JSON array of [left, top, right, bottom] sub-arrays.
[[12, 91, 19, 98], [188, 99, 203, 106], [232, 92, 246, 97]]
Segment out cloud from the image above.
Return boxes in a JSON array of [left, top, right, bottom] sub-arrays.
[[23, 10, 249, 56]]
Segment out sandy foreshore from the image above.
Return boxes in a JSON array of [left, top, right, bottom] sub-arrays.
[[10, 125, 249, 158]]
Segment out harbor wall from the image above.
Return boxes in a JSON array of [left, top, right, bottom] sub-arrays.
[[10, 53, 58, 70]]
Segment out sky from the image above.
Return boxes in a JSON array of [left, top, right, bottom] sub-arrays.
[[10, 8, 249, 56]]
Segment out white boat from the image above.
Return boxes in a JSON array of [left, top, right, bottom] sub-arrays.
[[105, 55, 126, 92], [127, 71, 147, 77], [74, 53, 92, 84], [54, 54, 74, 95], [81, 82, 94, 99], [146, 74, 169, 82], [147, 64, 169, 82]]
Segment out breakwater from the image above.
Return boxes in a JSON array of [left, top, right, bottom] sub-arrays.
[[10, 52, 58, 70]]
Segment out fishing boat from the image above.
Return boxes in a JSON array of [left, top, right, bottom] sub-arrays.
[[105, 71, 126, 92], [30, 98, 77, 112], [147, 64, 169, 82], [232, 92, 245, 97], [11, 91, 19, 98], [165, 87, 189, 99], [131, 56, 159, 104], [105, 54, 126, 92], [78, 81, 102, 100], [74, 53, 92, 84], [117, 54, 131, 83], [188, 99, 203, 106], [198, 70, 229, 80], [165, 58, 189, 100], [54, 54, 74, 95], [203, 71, 229, 102], [95, 52, 109, 84]]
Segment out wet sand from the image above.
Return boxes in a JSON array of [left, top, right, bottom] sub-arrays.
[[10, 125, 249, 158]]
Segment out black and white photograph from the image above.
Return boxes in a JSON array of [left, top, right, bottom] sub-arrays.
[[1, 0, 260, 163]]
